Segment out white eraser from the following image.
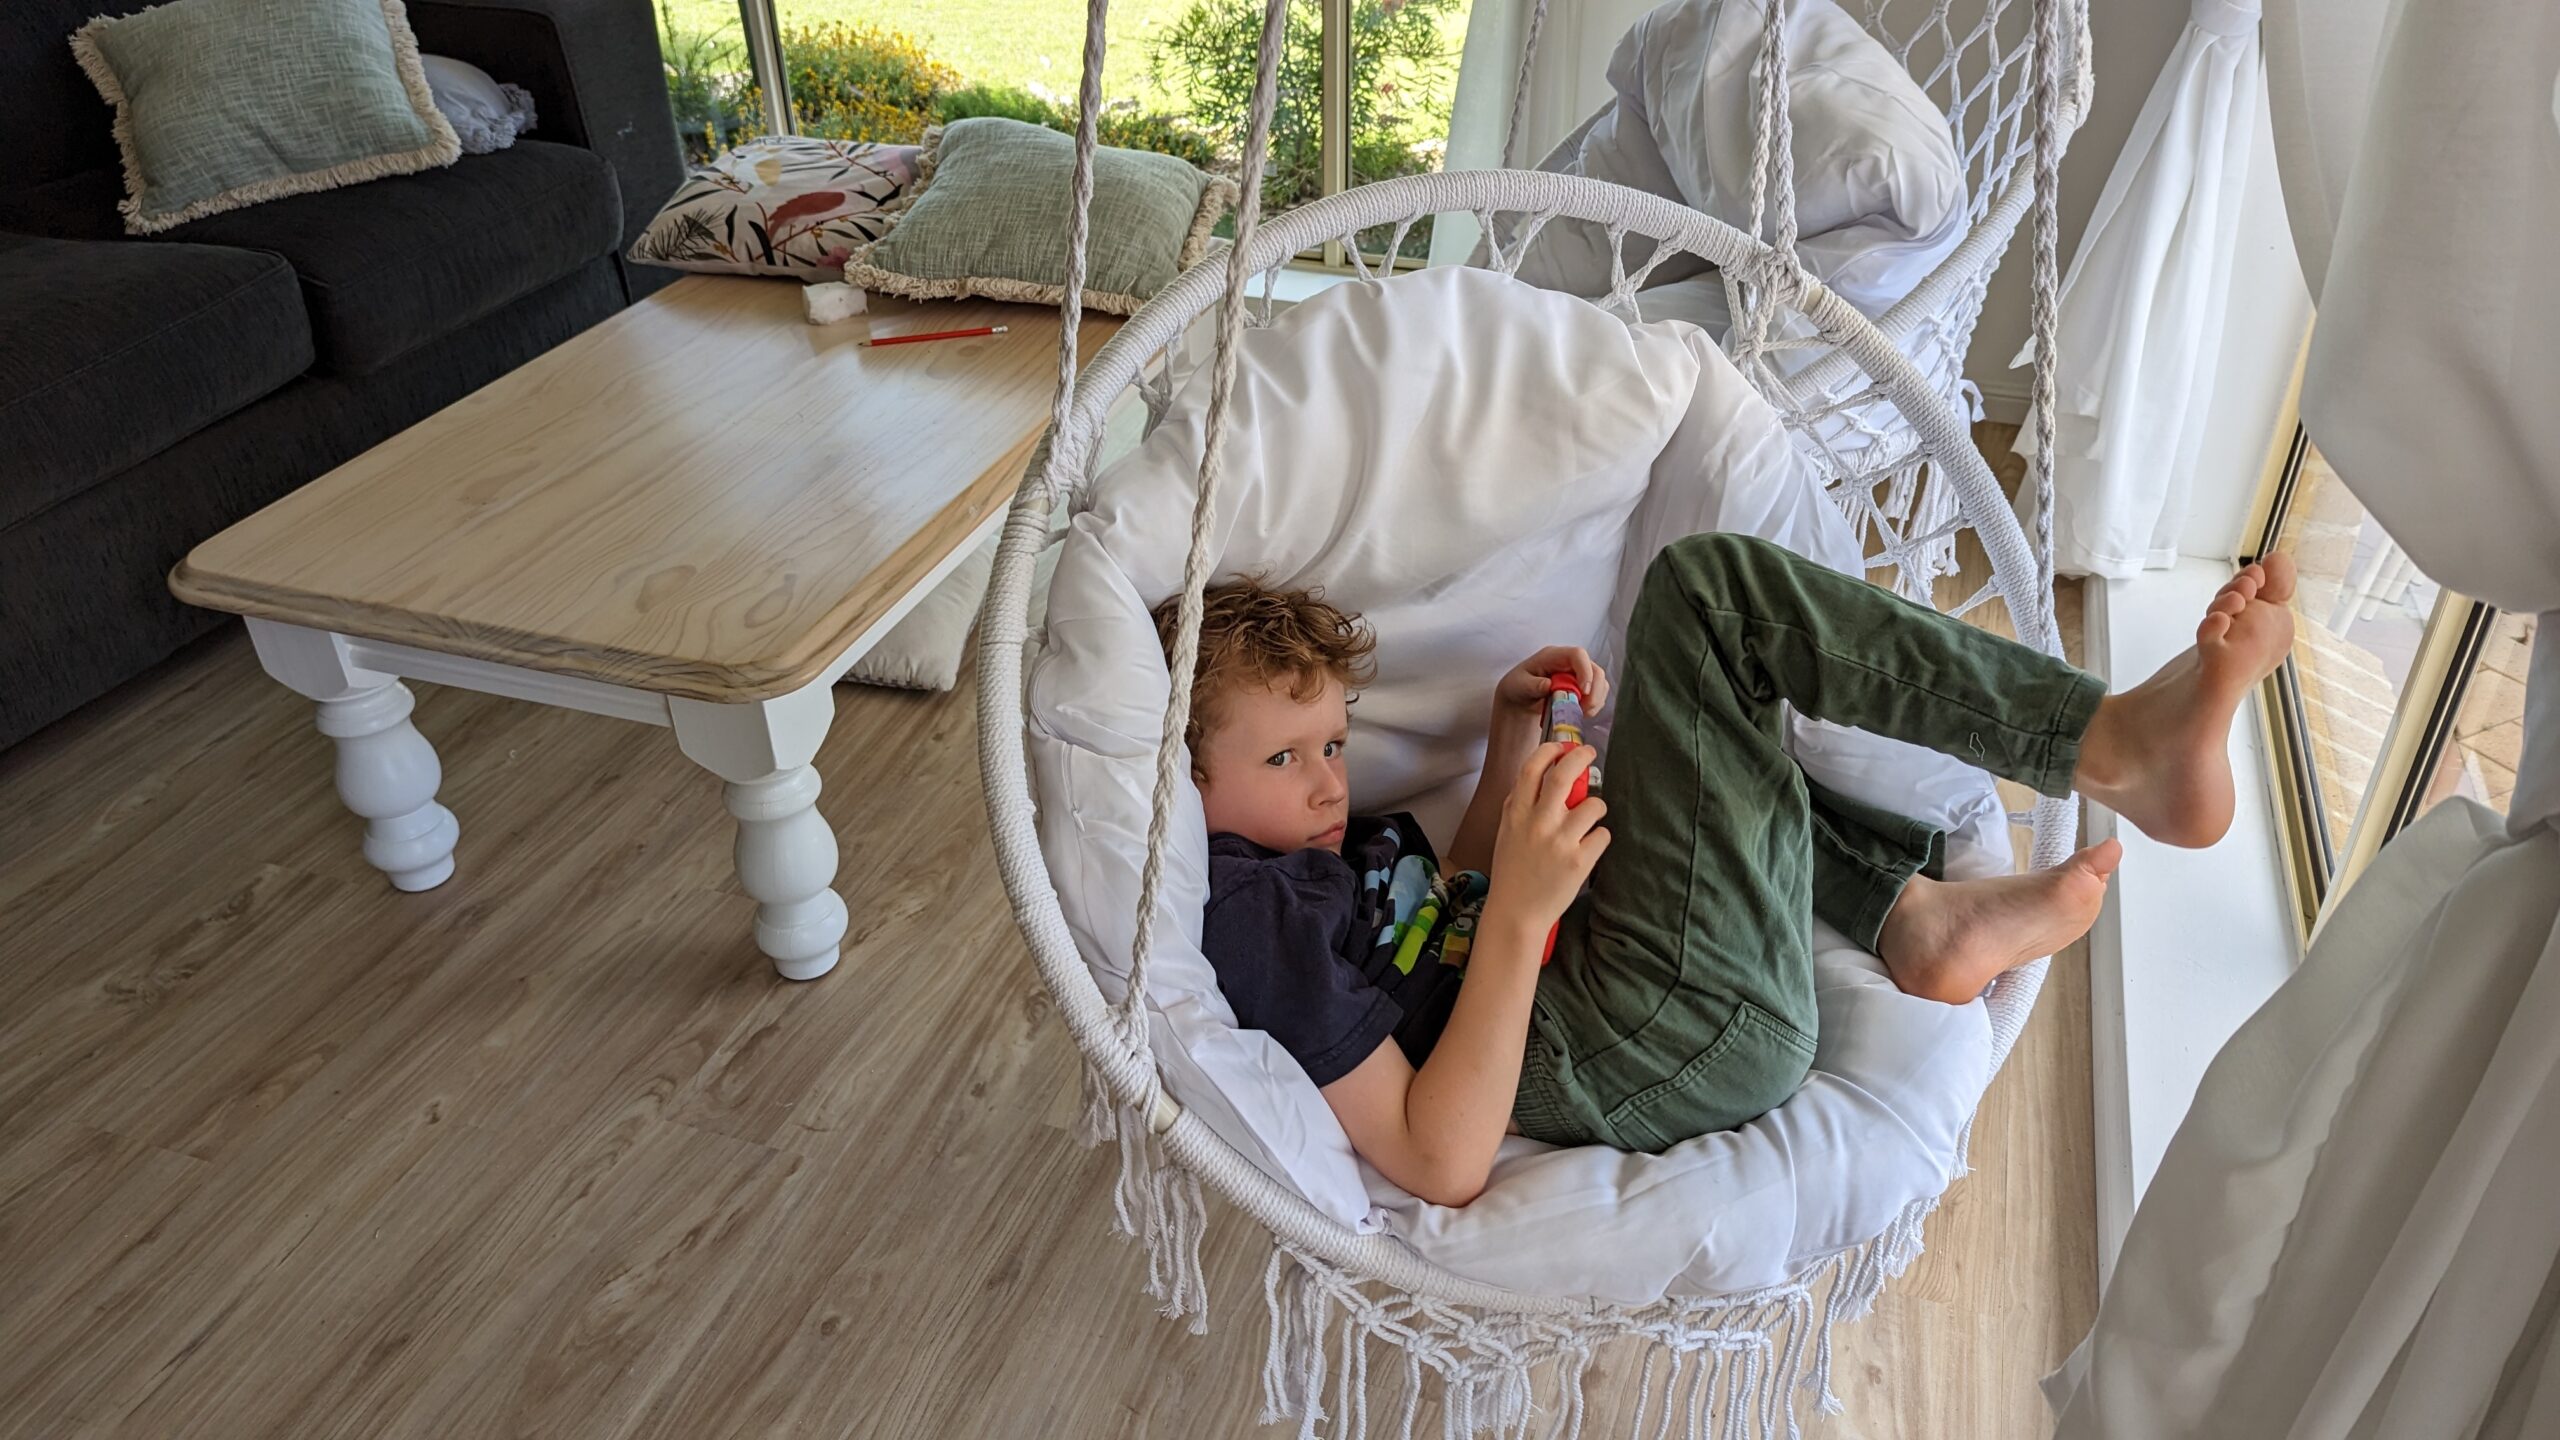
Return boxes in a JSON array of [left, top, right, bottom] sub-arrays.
[[803, 281, 869, 325]]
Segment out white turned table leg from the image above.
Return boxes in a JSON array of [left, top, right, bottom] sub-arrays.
[[670, 683, 848, 981], [247, 621, 460, 892], [720, 765, 847, 979], [318, 682, 460, 891]]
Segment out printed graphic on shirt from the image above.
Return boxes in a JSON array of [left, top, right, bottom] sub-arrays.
[[1349, 817, 1488, 978]]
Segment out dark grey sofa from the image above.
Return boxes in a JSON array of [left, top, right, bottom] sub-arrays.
[[0, 0, 686, 751]]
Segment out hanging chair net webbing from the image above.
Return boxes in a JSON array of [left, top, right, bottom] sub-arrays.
[[974, 1, 2092, 1435], [1481, 0, 2090, 606]]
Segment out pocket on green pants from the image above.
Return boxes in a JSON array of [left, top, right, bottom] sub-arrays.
[[1603, 1001, 1819, 1153]]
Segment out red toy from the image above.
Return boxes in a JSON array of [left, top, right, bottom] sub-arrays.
[[1539, 672, 1598, 963]]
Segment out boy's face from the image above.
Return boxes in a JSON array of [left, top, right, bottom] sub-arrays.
[[1196, 672, 1352, 854]]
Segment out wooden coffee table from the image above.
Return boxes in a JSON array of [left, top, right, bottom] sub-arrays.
[[172, 276, 1113, 980]]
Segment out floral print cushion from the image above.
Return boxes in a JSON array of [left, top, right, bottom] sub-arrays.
[[628, 136, 921, 278]]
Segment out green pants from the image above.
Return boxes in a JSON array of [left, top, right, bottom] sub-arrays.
[[1509, 534, 2105, 1152]]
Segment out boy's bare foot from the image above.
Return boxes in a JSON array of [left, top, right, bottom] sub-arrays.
[[1877, 840, 2123, 1005], [2075, 554, 2297, 848]]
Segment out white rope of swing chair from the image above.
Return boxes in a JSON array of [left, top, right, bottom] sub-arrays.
[[980, 0, 2082, 1313]]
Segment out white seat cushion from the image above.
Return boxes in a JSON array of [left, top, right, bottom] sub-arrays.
[[1027, 267, 2006, 1301]]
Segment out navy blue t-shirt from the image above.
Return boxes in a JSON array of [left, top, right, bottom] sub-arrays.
[[1201, 813, 1489, 1086]]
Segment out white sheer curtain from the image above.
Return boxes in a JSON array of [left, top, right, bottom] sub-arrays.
[[2012, 0, 2263, 579], [1428, 0, 1659, 267], [2049, 0, 2560, 1434]]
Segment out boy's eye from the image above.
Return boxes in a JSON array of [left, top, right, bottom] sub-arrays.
[[1265, 750, 1292, 768], [1323, 740, 1344, 759]]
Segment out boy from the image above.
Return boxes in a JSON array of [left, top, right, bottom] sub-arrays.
[[1159, 533, 2295, 1208]]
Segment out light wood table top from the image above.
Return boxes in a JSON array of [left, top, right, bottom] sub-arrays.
[[173, 277, 1115, 703]]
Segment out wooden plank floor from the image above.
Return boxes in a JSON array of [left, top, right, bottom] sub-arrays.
[[0, 429, 2093, 1438]]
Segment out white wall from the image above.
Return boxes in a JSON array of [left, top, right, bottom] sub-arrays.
[[1967, 6, 2313, 563], [1966, 2, 2188, 417]]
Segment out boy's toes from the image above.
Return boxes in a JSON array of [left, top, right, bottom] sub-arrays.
[[2072, 837, 2124, 879], [2258, 552, 2298, 603], [2211, 591, 2249, 618], [2197, 612, 2232, 645]]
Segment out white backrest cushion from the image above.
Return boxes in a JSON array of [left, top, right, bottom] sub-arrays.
[[1042, 266, 1716, 812], [1510, 0, 1967, 320]]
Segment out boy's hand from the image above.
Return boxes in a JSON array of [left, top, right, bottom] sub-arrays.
[[1487, 742, 1610, 930], [1495, 647, 1610, 717]]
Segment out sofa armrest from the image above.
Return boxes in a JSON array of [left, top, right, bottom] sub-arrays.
[[409, 0, 686, 299]]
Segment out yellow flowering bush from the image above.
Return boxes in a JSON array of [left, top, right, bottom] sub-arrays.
[[784, 22, 956, 142], [658, 7, 1222, 172]]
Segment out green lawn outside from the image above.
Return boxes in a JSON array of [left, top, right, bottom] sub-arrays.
[[656, 0, 1206, 115]]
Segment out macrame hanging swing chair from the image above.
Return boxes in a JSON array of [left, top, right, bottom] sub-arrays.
[[975, 1, 2093, 1435]]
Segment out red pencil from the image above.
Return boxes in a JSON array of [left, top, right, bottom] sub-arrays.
[[860, 324, 1009, 347]]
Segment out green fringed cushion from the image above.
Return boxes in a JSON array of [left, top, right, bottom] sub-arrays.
[[71, 0, 460, 235], [842, 117, 1233, 316]]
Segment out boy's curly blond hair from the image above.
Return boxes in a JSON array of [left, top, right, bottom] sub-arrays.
[[1152, 579, 1377, 757]]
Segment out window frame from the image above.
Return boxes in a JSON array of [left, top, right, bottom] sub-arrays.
[[736, 0, 794, 140], [2242, 329, 2506, 933]]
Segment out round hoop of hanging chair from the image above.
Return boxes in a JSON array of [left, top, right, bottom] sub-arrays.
[[975, 165, 2077, 1316]]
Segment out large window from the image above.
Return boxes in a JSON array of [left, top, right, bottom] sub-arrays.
[[652, 0, 1473, 263], [2249, 389, 2533, 929]]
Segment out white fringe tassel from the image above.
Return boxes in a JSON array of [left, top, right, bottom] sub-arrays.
[[1252, 1189, 1942, 1440], [1078, 1059, 1211, 1334]]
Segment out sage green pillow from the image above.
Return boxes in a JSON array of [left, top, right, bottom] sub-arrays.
[[844, 117, 1235, 316], [71, 0, 461, 236]]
